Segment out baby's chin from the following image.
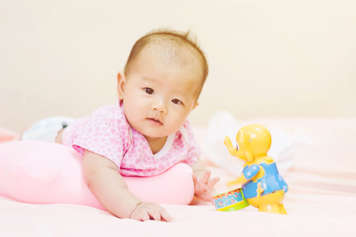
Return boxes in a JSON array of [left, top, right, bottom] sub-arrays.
[[130, 120, 180, 139], [141, 131, 170, 140], [133, 126, 169, 139]]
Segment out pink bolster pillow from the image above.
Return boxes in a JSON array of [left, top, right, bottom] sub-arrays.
[[0, 141, 194, 209], [0, 128, 19, 143]]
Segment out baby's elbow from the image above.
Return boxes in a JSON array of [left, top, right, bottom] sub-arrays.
[[82, 153, 118, 184]]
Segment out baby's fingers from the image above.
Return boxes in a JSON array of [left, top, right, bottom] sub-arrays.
[[199, 192, 214, 202], [144, 204, 172, 222], [159, 208, 173, 222], [201, 170, 211, 184], [131, 209, 150, 222], [138, 213, 150, 222], [195, 182, 208, 195], [147, 208, 161, 221], [193, 175, 207, 193], [208, 177, 220, 189]]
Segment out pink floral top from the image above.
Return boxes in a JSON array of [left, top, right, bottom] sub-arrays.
[[62, 105, 200, 177]]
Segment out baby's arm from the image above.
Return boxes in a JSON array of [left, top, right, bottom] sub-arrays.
[[82, 151, 172, 221]]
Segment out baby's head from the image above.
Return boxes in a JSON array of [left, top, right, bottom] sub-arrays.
[[123, 30, 208, 99], [117, 30, 208, 140]]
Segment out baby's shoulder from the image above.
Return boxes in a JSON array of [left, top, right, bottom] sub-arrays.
[[84, 105, 129, 132]]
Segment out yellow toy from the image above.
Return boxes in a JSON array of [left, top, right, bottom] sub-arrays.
[[224, 124, 288, 214]]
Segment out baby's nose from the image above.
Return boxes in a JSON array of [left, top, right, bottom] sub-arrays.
[[153, 99, 167, 113]]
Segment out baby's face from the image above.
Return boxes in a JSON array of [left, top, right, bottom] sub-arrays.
[[119, 45, 203, 139]]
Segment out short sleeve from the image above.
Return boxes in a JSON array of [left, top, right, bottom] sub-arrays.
[[243, 165, 260, 179], [180, 121, 201, 165], [71, 106, 129, 168]]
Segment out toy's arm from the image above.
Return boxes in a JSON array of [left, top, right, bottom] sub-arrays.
[[227, 175, 247, 187], [227, 165, 260, 187], [224, 136, 238, 157]]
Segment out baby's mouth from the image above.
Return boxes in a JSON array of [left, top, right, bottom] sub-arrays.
[[146, 117, 163, 126]]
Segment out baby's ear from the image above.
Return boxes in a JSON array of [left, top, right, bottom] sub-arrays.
[[117, 72, 126, 99]]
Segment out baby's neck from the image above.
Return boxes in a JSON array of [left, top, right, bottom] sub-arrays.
[[145, 136, 168, 154]]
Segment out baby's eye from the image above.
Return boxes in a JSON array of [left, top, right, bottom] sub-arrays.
[[171, 98, 183, 105], [143, 87, 154, 95]]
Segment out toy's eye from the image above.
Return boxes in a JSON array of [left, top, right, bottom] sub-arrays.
[[236, 144, 239, 151]]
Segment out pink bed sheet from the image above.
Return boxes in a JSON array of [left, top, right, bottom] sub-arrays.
[[1, 118, 355, 236]]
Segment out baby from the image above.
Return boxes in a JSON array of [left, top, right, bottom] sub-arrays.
[[23, 30, 219, 222]]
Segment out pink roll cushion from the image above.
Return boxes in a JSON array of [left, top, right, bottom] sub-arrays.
[[0, 141, 194, 209], [0, 128, 19, 143]]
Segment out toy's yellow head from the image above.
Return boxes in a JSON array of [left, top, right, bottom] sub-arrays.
[[234, 124, 271, 163]]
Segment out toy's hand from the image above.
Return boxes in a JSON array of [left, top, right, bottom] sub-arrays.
[[193, 170, 220, 202], [129, 202, 172, 222], [226, 176, 245, 187]]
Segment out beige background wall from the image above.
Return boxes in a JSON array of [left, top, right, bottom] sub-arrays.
[[1, 0, 355, 132]]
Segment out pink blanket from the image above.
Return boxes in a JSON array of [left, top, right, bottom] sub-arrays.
[[1, 118, 355, 236]]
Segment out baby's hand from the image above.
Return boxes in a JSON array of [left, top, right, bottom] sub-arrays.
[[192, 170, 220, 202], [129, 202, 172, 222]]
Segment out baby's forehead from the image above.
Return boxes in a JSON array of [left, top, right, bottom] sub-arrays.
[[136, 43, 204, 80], [141, 39, 200, 65]]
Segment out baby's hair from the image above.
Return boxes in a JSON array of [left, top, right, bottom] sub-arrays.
[[124, 29, 209, 96]]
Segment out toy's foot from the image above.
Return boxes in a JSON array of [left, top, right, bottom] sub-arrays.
[[259, 203, 287, 215]]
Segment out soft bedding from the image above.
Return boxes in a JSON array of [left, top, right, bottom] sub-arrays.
[[0, 118, 355, 236]]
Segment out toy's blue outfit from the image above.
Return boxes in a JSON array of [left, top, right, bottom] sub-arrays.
[[242, 162, 288, 199]]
